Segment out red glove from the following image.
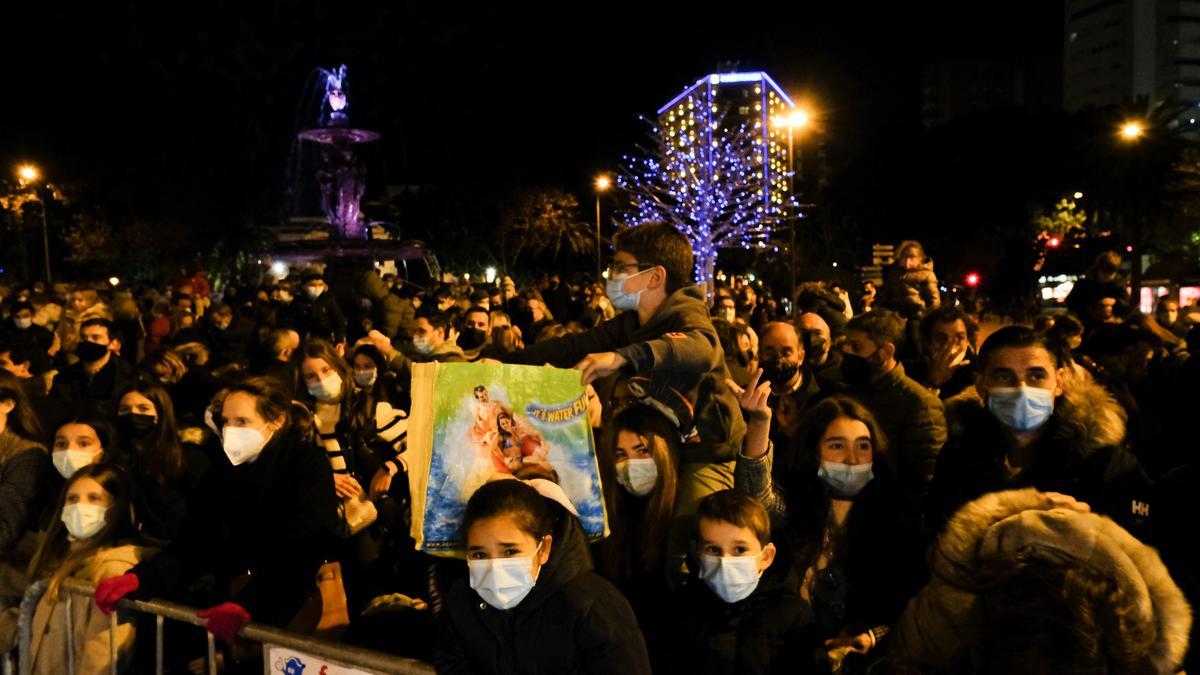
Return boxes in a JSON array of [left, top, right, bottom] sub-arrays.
[[197, 602, 251, 644], [94, 573, 139, 616]]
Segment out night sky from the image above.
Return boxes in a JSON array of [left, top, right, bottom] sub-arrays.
[[1, 2, 1062, 231]]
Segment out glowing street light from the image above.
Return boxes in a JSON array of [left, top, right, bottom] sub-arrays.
[[1119, 120, 1145, 141], [485, 266, 497, 284], [108, 277, 120, 287], [595, 175, 611, 281], [16, 164, 39, 184], [1073, 191, 1084, 200]]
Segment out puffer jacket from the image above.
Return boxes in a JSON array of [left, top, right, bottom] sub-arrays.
[[889, 488, 1191, 673], [433, 502, 651, 675], [880, 261, 940, 318], [928, 380, 1152, 540]]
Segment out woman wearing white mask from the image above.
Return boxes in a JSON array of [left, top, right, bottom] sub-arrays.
[[927, 325, 1152, 539], [594, 407, 678, 650], [25, 463, 147, 675], [433, 479, 651, 674], [94, 376, 339, 646], [731, 378, 926, 669]]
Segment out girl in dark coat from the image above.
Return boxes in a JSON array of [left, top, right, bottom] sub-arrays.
[[433, 479, 652, 675]]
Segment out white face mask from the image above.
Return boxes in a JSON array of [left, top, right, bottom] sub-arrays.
[[353, 369, 377, 388], [699, 552, 764, 604], [62, 502, 107, 541], [468, 543, 542, 610], [412, 336, 435, 356], [222, 426, 270, 466], [606, 269, 650, 312], [616, 458, 658, 497], [52, 450, 97, 479], [305, 286, 325, 300], [14, 317, 33, 330], [717, 308, 736, 323], [307, 371, 343, 403]]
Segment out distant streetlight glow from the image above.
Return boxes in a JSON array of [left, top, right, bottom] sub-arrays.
[[1048, 237, 1061, 249], [773, 108, 812, 131], [1073, 191, 1084, 200], [485, 267, 497, 284], [965, 272, 980, 287], [270, 261, 288, 277], [1120, 121, 1145, 141], [108, 277, 120, 286], [16, 164, 39, 184], [595, 176, 611, 191]]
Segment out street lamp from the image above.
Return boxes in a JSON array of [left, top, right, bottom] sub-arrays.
[[1119, 120, 1145, 141], [594, 176, 611, 281], [14, 163, 51, 284], [771, 107, 813, 308]]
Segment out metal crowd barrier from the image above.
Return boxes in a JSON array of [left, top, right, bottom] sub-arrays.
[[8, 578, 434, 675]]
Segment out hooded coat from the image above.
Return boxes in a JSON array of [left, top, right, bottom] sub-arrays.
[[889, 488, 1192, 673], [356, 272, 405, 339], [433, 502, 652, 675], [927, 380, 1153, 540], [507, 285, 746, 464]]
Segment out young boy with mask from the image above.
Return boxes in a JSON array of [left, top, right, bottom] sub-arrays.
[[927, 326, 1153, 539], [668, 489, 809, 674]]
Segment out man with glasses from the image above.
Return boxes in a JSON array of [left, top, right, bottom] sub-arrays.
[[506, 223, 747, 570]]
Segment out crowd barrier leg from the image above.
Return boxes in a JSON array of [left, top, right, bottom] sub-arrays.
[[155, 614, 163, 674], [2, 651, 14, 675], [16, 580, 46, 675], [63, 594, 74, 675]]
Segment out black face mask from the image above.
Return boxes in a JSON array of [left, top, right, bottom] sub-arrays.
[[76, 341, 110, 363], [458, 328, 487, 350], [840, 351, 876, 388], [761, 358, 800, 389], [118, 412, 158, 440]]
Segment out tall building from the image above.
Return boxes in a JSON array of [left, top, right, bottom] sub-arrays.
[[656, 72, 795, 222], [1064, 0, 1200, 112]]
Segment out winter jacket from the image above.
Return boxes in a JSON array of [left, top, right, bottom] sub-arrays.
[[357, 272, 406, 339], [295, 292, 348, 344], [927, 382, 1153, 540], [666, 566, 812, 675], [1065, 266, 1130, 318], [846, 362, 947, 494], [130, 429, 340, 626], [507, 285, 747, 463], [384, 339, 467, 383], [880, 261, 939, 318], [889, 488, 1191, 674], [29, 544, 147, 675], [203, 316, 254, 368], [433, 502, 652, 675], [50, 355, 137, 415], [0, 430, 48, 552]]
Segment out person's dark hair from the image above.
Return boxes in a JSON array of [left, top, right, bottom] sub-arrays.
[[462, 479, 553, 542], [600, 408, 680, 575], [978, 325, 1061, 370], [919, 306, 979, 348], [116, 375, 184, 482], [846, 308, 906, 353], [464, 306, 490, 321], [613, 222, 694, 294], [1045, 314, 1084, 365], [54, 413, 115, 454], [80, 317, 115, 341], [352, 343, 386, 372], [224, 376, 315, 447], [267, 328, 297, 359], [974, 553, 1158, 674], [798, 395, 889, 464], [1095, 251, 1122, 277], [0, 370, 45, 444], [696, 489, 772, 548], [28, 463, 138, 600], [10, 301, 34, 315], [415, 308, 450, 339]]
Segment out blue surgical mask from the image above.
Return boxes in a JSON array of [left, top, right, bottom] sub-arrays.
[[987, 385, 1055, 433], [817, 461, 874, 498], [606, 269, 649, 312]]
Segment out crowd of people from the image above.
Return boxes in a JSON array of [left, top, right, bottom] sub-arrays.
[[0, 228, 1195, 674]]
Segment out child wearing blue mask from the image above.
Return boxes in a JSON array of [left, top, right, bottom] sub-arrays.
[[927, 326, 1153, 540], [433, 479, 651, 674], [669, 489, 809, 674]]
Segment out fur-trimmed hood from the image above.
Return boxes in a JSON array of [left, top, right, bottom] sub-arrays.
[[943, 373, 1126, 453], [892, 489, 1192, 673]]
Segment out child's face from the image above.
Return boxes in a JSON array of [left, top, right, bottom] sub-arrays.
[[698, 518, 775, 573], [466, 514, 552, 576]]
